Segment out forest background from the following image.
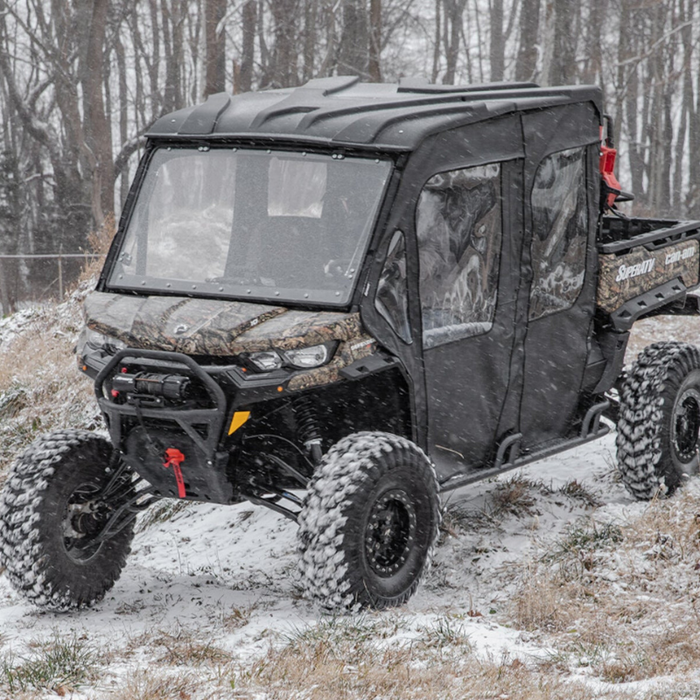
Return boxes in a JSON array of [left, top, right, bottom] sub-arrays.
[[0, 0, 697, 312]]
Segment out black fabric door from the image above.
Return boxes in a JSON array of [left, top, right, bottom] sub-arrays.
[[519, 106, 601, 449], [419, 159, 523, 472]]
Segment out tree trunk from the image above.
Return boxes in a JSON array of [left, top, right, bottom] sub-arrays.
[[80, 0, 114, 226], [115, 31, 130, 208], [432, 0, 441, 83], [238, 0, 257, 92], [338, 0, 369, 77], [646, 3, 669, 215], [162, 0, 185, 111], [148, 0, 162, 118], [269, 0, 299, 86], [302, 0, 318, 83], [369, 0, 381, 81], [317, 0, 337, 77], [582, 0, 604, 89], [672, 0, 691, 212], [541, 0, 578, 86], [489, 0, 504, 81], [205, 0, 226, 96], [443, 0, 466, 84], [620, 0, 645, 207], [515, 0, 540, 82]]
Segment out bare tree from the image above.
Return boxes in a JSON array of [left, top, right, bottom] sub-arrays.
[[205, 0, 226, 96], [515, 0, 540, 82], [443, 0, 468, 84], [489, 0, 504, 80], [236, 0, 257, 92], [338, 0, 369, 76], [541, 0, 580, 85], [369, 0, 382, 81]]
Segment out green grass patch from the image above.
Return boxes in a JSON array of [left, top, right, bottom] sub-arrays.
[[0, 632, 102, 695]]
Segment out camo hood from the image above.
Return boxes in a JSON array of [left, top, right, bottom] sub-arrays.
[[83, 291, 364, 356]]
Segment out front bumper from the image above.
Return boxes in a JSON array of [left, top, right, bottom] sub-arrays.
[[92, 348, 293, 503]]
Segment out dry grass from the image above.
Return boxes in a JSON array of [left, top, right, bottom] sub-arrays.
[[79, 215, 116, 284], [441, 474, 549, 539], [235, 616, 631, 700], [491, 474, 540, 518], [0, 224, 112, 481], [153, 627, 231, 667], [509, 489, 700, 683], [0, 631, 105, 697], [0, 293, 99, 480], [120, 625, 232, 671], [559, 480, 602, 508], [222, 606, 255, 632], [136, 499, 196, 532], [106, 668, 202, 700]]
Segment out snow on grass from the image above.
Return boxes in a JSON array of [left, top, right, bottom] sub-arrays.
[[3, 431, 696, 698], [0, 298, 700, 697], [0, 284, 100, 481]]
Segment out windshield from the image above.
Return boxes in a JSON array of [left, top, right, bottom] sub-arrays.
[[108, 148, 392, 305]]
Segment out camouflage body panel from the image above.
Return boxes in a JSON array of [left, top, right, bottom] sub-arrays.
[[84, 291, 367, 361], [597, 240, 700, 313], [233, 309, 363, 353], [85, 292, 286, 354]]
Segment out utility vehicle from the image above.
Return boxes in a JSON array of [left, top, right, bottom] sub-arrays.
[[2, 76, 700, 612]]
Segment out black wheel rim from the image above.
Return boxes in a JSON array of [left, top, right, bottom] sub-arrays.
[[365, 489, 417, 577], [673, 387, 700, 464], [62, 484, 109, 563]]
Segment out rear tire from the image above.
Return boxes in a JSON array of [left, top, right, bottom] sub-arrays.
[[297, 431, 441, 611], [0, 430, 136, 611], [616, 342, 700, 500]]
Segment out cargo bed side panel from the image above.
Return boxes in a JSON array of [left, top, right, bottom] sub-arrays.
[[597, 239, 700, 314]]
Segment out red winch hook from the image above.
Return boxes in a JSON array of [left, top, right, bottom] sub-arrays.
[[163, 448, 187, 498]]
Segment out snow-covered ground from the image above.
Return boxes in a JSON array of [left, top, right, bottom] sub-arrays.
[[0, 428, 669, 698]]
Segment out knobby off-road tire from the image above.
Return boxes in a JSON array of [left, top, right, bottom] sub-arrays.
[[0, 430, 135, 611], [297, 431, 441, 611], [616, 342, 700, 500]]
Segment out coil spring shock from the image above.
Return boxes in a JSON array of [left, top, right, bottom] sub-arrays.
[[294, 395, 323, 465]]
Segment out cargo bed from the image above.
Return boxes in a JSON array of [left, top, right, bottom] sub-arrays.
[[597, 216, 700, 323], [599, 216, 700, 255]]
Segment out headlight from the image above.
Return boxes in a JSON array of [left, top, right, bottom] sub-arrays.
[[76, 327, 127, 356], [283, 344, 331, 369], [247, 343, 334, 372], [248, 351, 284, 372]]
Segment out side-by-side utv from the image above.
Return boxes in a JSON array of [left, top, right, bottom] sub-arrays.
[[2, 76, 700, 612]]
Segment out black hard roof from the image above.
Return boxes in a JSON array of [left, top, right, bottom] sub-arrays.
[[147, 76, 603, 151]]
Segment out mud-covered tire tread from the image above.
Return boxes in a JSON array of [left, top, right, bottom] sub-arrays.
[[297, 431, 441, 612], [0, 429, 134, 611], [616, 341, 700, 500]]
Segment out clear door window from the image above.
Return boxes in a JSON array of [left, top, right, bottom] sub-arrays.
[[417, 164, 502, 349], [529, 147, 588, 321], [375, 231, 411, 343]]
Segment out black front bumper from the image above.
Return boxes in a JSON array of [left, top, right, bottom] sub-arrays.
[[93, 349, 247, 503]]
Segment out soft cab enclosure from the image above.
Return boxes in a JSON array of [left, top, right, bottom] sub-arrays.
[[364, 96, 606, 480]]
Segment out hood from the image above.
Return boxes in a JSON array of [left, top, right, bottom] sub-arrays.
[[84, 291, 363, 356]]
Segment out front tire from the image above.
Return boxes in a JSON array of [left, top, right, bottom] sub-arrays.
[[297, 432, 441, 611], [616, 342, 700, 500], [0, 430, 136, 611]]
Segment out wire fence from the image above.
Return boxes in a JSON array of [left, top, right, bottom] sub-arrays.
[[0, 253, 106, 314]]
